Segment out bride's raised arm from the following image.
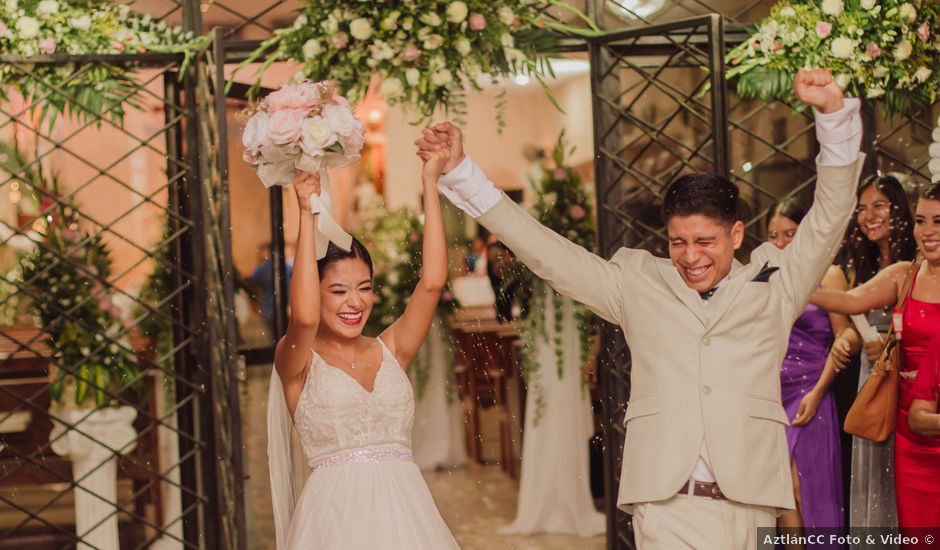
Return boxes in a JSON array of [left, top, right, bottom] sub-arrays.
[[274, 170, 321, 413], [381, 135, 450, 368]]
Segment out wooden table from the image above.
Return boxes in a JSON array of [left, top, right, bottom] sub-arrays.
[[449, 311, 526, 479]]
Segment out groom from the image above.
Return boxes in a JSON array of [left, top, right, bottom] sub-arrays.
[[418, 69, 863, 548]]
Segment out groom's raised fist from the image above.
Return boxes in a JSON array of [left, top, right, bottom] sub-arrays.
[[794, 68, 844, 114]]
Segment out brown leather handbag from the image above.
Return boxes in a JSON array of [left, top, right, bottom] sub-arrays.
[[844, 259, 921, 442]]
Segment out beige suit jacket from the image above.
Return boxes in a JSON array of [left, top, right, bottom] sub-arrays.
[[475, 157, 864, 512]]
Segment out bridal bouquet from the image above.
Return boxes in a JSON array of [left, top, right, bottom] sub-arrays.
[[241, 80, 359, 257], [241, 80, 365, 189]]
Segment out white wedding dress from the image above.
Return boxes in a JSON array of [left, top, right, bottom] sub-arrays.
[[268, 338, 459, 549]]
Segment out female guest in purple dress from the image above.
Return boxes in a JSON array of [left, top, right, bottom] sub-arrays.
[[768, 199, 848, 536]]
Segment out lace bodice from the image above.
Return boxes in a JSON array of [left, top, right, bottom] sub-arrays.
[[292, 338, 414, 466]]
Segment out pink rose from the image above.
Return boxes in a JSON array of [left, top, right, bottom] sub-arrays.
[[266, 84, 319, 113], [919, 22, 930, 43], [567, 204, 586, 221], [866, 42, 881, 58], [38, 38, 56, 54], [111, 41, 126, 52], [0, 21, 9, 38], [815, 22, 832, 39], [469, 13, 486, 31], [331, 32, 349, 49], [267, 109, 306, 145], [401, 45, 421, 62]]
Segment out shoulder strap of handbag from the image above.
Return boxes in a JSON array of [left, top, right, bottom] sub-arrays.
[[896, 256, 923, 315]]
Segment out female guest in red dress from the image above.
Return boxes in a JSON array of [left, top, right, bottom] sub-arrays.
[[813, 183, 940, 546]]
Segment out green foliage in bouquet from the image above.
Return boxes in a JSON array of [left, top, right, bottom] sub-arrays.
[[727, 0, 940, 116], [18, 182, 141, 407], [0, 1, 206, 128], [233, 0, 597, 128], [518, 130, 597, 423]]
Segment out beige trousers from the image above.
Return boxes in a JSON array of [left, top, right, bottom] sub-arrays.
[[632, 493, 776, 550]]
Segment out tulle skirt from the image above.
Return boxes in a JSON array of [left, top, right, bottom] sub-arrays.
[[284, 451, 459, 549]]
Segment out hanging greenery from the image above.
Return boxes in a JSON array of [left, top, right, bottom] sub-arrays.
[[727, 0, 940, 115], [232, 0, 597, 128], [517, 130, 597, 424], [0, 1, 206, 128]]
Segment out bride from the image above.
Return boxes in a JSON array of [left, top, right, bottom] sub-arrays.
[[267, 137, 459, 549]]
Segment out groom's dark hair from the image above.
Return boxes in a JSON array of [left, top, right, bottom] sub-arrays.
[[662, 172, 740, 226], [317, 238, 374, 279]]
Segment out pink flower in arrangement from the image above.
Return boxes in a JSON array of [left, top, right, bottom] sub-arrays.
[[867, 42, 882, 58], [552, 167, 567, 181], [38, 38, 57, 54], [266, 84, 320, 112], [112, 41, 126, 52], [469, 13, 486, 31], [919, 22, 931, 43], [0, 21, 9, 38], [331, 31, 349, 49], [567, 204, 586, 221], [401, 45, 421, 62], [267, 109, 306, 144], [815, 21, 832, 39]]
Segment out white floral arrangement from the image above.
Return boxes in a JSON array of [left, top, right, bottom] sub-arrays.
[[0, 0, 204, 127], [727, 0, 940, 115], [235, 0, 595, 126]]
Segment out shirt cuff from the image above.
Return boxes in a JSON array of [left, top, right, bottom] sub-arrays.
[[437, 155, 503, 218], [815, 97, 862, 167]]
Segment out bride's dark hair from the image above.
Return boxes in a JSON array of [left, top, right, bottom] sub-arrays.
[[316, 238, 374, 279]]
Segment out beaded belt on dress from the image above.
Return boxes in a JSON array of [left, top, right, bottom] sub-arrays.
[[311, 447, 413, 470]]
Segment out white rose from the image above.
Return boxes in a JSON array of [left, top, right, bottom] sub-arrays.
[[302, 39, 322, 59], [914, 66, 933, 82], [899, 3, 917, 23], [421, 12, 442, 27], [894, 39, 913, 61], [821, 0, 842, 16], [322, 15, 339, 34], [5, 0, 16, 14], [322, 103, 357, 136], [293, 14, 307, 29], [834, 73, 852, 89], [446, 1, 468, 23], [405, 68, 421, 86], [36, 0, 57, 15], [872, 66, 889, 78], [423, 34, 444, 50], [830, 36, 855, 58], [455, 37, 472, 56], [500, 32, 514, 48], [16, 17, 39, 39], [70, 15, 91, 31], [779, 7, 796, 17], [349, 18, 373, 41], [860, 0, 877, 9], [301, 117, 338, 152], [866, 86, 885, 99], [498, 6, 515, 25], [431, 69, 453, 87], [380, 77, 404, 99], [242, 112, 271, 152]]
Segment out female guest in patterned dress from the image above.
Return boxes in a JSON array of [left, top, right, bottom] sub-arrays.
[[813, 183, 940, 548], [833, 174, 916, 535], [767, 199, 848, 536]]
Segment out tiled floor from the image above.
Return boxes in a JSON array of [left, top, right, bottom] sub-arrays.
[[241, 366, 606, 550]]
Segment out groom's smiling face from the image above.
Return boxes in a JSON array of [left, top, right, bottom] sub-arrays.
[[667, 215, 744, 293]]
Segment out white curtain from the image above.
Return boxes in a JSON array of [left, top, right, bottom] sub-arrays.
[[411, 316, 467, 470], [500, 287, 605, 537]]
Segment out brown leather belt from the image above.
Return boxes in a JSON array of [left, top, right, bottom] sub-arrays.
[[677, 479, 727, 500]]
